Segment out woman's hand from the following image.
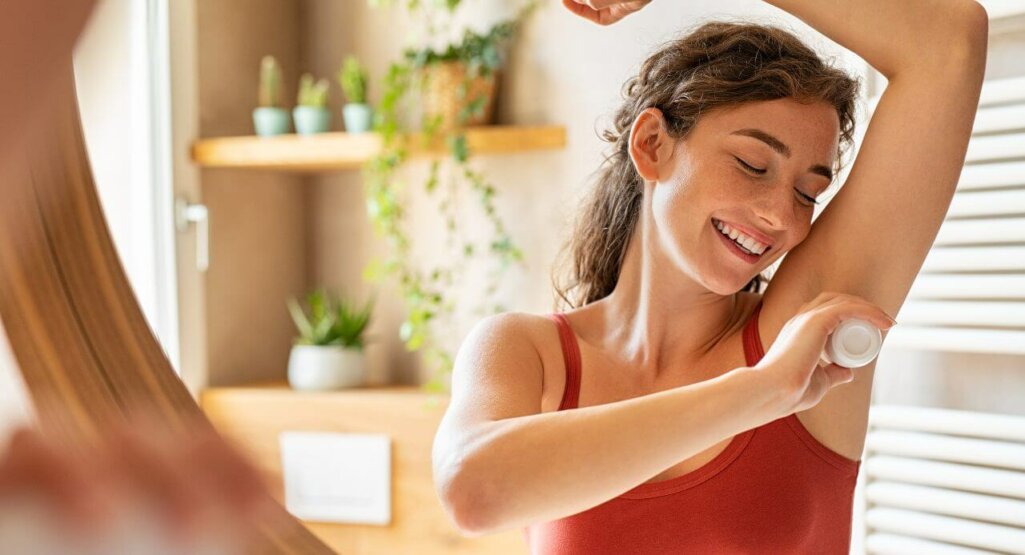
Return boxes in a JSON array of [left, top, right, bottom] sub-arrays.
[[561, 0, 654, 26], [753, 291, 897, 415], [0, 417, 277, 554]]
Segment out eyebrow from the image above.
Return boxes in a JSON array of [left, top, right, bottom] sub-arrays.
[[730, 128, 833, 182]]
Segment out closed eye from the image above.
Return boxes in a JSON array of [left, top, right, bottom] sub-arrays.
[[734, 156, 766, 175], [735, 156, 819, 206]]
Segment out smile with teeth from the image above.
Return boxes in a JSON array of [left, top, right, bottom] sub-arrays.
[[713, 219, 770, 256]]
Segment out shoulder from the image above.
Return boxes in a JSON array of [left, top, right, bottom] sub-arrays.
[[461, 311, 557, 350], [456, 311, 561, 372], [447, 311, 563, 421]]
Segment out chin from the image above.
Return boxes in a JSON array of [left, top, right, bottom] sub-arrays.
[[701, 272, 749, 296]]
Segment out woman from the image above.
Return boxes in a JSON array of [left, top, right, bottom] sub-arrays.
[[433, 0, 987, 552]]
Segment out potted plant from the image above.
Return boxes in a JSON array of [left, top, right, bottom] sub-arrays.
[[362, 5, 537, 395], [286, 290, 375, 390], [405, 21, 516, 132], [338, 55, 373, 133], [253, 55, 290, 136], [293, 73, 332, 135]]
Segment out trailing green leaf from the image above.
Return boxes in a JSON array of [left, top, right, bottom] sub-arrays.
[[361, 0, 540, 393]]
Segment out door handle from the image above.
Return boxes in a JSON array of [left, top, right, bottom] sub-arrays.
[[174, 197, 209, 272]]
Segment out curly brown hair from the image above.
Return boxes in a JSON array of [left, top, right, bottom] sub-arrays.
[[552, 20, 861, 310]]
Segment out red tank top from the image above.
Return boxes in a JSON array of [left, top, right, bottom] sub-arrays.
[[522, 299, 860, 554]]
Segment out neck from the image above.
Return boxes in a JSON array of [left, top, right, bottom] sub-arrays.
[[582, 188, 743, 383]]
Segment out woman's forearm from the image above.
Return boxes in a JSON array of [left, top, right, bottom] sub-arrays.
[[448, 367, 786, 536], [762, 0, 988, 79]]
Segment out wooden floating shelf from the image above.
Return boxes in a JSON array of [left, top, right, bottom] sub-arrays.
[[191, 124, 567, 172], [199, 382, 526, 555]]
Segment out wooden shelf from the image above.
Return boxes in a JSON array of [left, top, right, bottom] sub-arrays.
[[191, 124, 567, 172], [199, 382, 524, 555]]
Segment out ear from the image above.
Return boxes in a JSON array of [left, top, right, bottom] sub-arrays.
[[628, 107, 674, 183]]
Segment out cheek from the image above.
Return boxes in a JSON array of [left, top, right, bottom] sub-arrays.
[[787, 223, 812, 251]]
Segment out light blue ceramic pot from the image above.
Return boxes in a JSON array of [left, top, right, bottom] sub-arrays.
[[293, 106, 332, 135], [343, 103, 373, 133], [252, 107, 290, 136]]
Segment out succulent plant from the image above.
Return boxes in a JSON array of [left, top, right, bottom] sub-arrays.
[[258, 55, 283, 108], [337, 56, 369, 105], [297, 73, 330, 108], [288, 290, 375, 349]]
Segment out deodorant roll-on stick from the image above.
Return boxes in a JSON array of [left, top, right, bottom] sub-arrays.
[[819, 318, 882, 369]]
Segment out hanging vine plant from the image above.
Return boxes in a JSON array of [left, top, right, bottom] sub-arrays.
[[362, 0, 541, 394]]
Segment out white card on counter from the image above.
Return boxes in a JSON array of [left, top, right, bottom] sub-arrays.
[[279, 431, 391, 525]]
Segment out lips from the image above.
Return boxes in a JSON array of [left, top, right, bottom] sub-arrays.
[[711, 218, 775, 250], [712, 218, 767, 263]]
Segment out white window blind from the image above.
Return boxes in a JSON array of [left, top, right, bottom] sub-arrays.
[[862, 405, 1025, 554]]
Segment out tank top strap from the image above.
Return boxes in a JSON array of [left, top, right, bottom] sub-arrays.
[[547, 313, 581, 411], [549, 301, 763, 411], [742, 298, 766, 367]]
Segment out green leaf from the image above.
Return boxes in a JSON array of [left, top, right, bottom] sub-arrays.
[[362, 258, 386, 283], [448, 134, 469, 163], [425, 160, 440, 193], [287, 298, 314, 342]]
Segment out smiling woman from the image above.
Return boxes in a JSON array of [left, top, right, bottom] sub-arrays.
[[432, 0, 986, 552], [556, 33, 857, 303]]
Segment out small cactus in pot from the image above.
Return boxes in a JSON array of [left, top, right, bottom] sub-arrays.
[[293, 73, 332, 135], [253, 55, 291, 136], [338, 55, 373, 133]]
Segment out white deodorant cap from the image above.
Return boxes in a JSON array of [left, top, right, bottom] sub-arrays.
[[820, 318, 882, 369]]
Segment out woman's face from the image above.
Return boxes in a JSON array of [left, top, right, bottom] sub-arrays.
[[647, 98, 841, 294]]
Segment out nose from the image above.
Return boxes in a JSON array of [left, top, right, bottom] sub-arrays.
[[752, 189, 793, 236]]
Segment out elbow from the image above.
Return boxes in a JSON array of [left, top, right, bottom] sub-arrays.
[[437, 471, 500, 538], [955, 1, 989, 63], [434, 454, 501, 537], [964, 1, 990, 34], [918, 2, 988, 84]]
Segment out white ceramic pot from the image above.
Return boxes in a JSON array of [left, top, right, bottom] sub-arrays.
[[287, 345, 367, 391]]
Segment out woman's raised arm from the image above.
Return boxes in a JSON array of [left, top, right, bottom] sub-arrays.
[[759, 0, 987, 321], [764, 0, 986, 80]]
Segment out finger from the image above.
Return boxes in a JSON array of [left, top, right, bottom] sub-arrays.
[[122, 410, 274, 542], [813, 291, 895, 322], [178, 429, 273, 516], [828, 297, 897, 330], [805, 294, 896, 332], [561, 0, 628, 25], [96, 422, 213, 543], [0, 428, 107, 536], [574, 0, 626, 10], [152, 425, 277, 549], [821, 363, 855, 387], [562, 0, 600, 23]]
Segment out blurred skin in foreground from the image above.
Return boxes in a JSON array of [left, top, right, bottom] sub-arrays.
[[0, 414, 278, 555], [0, 1, 283, 552]]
